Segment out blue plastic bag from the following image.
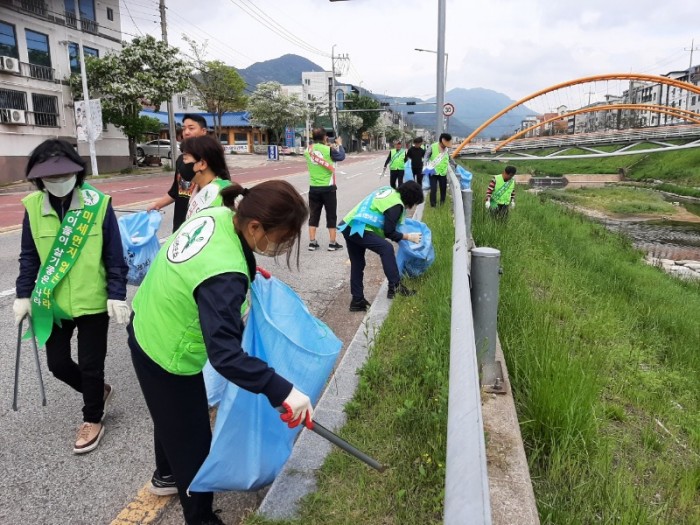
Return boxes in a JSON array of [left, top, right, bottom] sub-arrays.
[[190, 275, 342, 492], [422, 173, 431, 191], [397, 218, 435, 278], [456, 165, 473, 190], [403, 160, 414, 184], [117, 211, 162, 285]]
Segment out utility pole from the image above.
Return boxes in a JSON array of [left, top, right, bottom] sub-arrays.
[[330, 45, 337, 136], [436, 0, 446, 138], [160, 0, 178, 169], [74, 8, 98, 176], [684, 39, 699, 114]]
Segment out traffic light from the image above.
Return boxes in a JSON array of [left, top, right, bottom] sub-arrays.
[[407, 101, 417, 106]]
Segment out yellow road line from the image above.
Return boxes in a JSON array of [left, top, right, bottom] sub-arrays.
[[110, 483, 174, 525]]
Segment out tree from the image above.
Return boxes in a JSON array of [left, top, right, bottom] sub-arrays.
[[71, 35, 190, 164], [343, 93, 381, 144], [184, 37, 247, 140], [338, 112, 363, 151], [247, 82, 304, 144]]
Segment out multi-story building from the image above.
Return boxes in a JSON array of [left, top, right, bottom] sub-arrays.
[[0, 0, 128, 183]]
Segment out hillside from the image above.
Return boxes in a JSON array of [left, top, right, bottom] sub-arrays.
[[239, 54, 325, 88]]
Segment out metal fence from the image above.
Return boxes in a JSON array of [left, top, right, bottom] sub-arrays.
[[443, 166, 492, 524]]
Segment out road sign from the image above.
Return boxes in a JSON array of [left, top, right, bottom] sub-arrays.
[[442, 102, 455, 117], [285, 126, 294, 147], [267, 145, 279, 161]]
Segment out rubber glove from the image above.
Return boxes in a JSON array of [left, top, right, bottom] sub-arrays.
[[13, 298, 31, 326], [107, 299, 131, 324], [381, 167, 387, 178], [485, 200, 491, 210], [280, 387, 314, 429], [423, 167, 436, 177], [510, 201, 515, 209], [405, 232, 422, 244]]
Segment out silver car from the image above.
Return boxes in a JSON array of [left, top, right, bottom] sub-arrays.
[[136, 139, 180, 159]]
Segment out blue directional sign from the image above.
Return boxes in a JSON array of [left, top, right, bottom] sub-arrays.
[[285, 127, 295, 147], [267, 145, 279, 161]]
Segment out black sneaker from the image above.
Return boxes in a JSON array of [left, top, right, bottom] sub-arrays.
[[308, 240, 319, 251], [349, 298, 371, 312], [328, 241, 344, 251], [201, 509, 226, 525], [387, 282, 416, 299], [148, 471, 178, 496]]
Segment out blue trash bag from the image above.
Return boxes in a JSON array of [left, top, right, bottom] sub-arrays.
[[422, 172, 431, 191], [117, 211, 162, 286], [202, 360, 227, 407], [403, 159, 414, 184], [397, 218, 435, 278], [189, 275, 342, 492], [456, 165, 473, 190]]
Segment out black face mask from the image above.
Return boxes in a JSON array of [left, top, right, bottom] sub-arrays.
[[180, 161, 197, 182]]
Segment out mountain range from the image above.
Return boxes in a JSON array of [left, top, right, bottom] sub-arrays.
[[238, 55, 537, 138]]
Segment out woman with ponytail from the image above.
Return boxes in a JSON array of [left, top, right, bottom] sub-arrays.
[[179, 135, 232, 221], [127, 180, 311, 525]]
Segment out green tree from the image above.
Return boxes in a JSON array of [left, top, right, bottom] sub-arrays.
[[71, 35, 190, 164], [247, 81, 304, 144], [343, 93, 381, 143], [338, 112, 363, 151]]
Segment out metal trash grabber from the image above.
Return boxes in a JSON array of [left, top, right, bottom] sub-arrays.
[[277, 407, 385, 472], [13, 316, 47, 411]]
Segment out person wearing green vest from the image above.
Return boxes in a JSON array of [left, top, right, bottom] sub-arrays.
[[382, 139, 407, 189], [423, 133, 453, 207], [181, 135, 232, 221], [13, 139, 129, 454], [305, 127, 345, 252], [127, 180, 315, 525], [338, 181, 425, 311], [485, 166, 517, 218]]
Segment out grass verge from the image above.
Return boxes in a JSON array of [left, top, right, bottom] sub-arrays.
[[471, 175, 700, 524], [541, 186, 679, 216], [245, 204, 454, 525]]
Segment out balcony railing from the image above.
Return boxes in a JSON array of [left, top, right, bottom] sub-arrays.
[[20, 62, 55, 82], [20, 0, 46, 16], [64, 11, 99, 34], [30, 110, 59, 127]]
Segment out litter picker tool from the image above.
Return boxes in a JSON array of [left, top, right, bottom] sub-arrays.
[[277, 407, 385, 472], [13, 316, 47, 411]]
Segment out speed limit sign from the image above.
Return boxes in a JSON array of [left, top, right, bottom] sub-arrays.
[[442, 102, 455, 117]]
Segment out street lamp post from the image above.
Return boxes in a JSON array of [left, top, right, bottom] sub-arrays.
[[415, 44, 448, 136], [436, 0, 446, 137]]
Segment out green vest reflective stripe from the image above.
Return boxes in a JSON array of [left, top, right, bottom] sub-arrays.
[[429, 143, 449, 175], [132, 207, 250, 375], [22, 188, 109, 318], [492, 174, 515, 205], [389, 149, 405, 170], [305, 144, 335, 187], [342, 188, 405, 238]]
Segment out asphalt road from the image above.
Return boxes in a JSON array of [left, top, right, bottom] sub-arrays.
[[0, 152, 390, 525]]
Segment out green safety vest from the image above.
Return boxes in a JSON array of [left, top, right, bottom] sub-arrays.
[[492, 174, 515, 205], [22, 188, 109, 318], [186, 177, 231, 219], [305, 143, 336, 187], [132, 206, 250, 375], [389, 148, 405, 170], [428, 142, 449, 176], [341, 187, 405, 238]]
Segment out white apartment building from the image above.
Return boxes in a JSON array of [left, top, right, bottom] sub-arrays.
[[0, 0, 128, 183]]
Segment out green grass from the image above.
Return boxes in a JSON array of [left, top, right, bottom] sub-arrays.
[[657, 183, 700, 199], [472, 176, 700, 524], [245, 205, 454, 525], [542, 186, 679, 216]]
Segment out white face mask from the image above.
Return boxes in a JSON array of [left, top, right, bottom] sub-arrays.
[[43, 175, 77, 198]]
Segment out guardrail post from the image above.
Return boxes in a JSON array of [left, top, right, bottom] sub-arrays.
[[471, 247, 505, 392], [461, 188, 472, 240]]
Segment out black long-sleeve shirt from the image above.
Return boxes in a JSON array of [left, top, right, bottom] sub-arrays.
[[16, 190, 127, 300], [405, 146, 425, 171], [383, 204, 405, 242]]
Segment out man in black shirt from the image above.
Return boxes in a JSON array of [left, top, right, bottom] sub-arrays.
[[147, 114, 208, 232], [405, 137, 426, 186]]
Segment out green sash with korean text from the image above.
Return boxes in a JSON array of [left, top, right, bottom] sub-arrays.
[[29, 183, 103, 347]]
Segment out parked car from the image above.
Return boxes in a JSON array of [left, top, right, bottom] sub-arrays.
[[136, 140, 180, 159]]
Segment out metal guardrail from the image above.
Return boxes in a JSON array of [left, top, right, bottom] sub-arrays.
[[443, 166, 492, 524]]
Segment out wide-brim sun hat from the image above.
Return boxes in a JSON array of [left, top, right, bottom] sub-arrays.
[[27, 156, 83, 179]]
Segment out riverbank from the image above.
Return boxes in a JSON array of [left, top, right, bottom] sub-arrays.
[[471, 175, 700, 524]]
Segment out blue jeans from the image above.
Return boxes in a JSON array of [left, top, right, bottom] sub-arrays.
[[342, 229, 400, 300]]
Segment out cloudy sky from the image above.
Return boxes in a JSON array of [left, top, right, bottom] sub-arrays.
[[120, 0, 698, 104]]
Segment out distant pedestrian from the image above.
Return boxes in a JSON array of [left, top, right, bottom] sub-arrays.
[[423, 133, 452, 207], [405, 137, 425, 185], [383, 139, 406, 189], [338, 181, 425, 311], [181, 135, 231, 220], [485, 166, 517, 218], [147, 114, 209, 232], [305, 127, 346, 251], [14, 139, 129, 454]]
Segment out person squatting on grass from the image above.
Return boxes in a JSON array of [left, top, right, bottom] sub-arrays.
[[485, 166, 517, 218], [338, 181, 425, 312], [14, 139, 129, 454], [127, 180, 316, 525]]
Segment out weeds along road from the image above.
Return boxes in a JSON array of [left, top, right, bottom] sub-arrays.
[[0, 152, 387, 525]]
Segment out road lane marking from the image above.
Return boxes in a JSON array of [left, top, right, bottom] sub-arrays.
[[345, 172, 364, 180], [1, 288, 16, 298], [110, 483, 173, 525]]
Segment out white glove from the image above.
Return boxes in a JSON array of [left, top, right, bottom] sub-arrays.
[[13, 298, 31, 326], [280, 387, 314, 429], [405, 232, 422, 244], [510, 201, 515, 209], [485, 200, 491, 210], [107, 299, 131, 325]]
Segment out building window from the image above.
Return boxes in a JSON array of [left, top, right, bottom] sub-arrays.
[[65, 0, 98, 32], [234, 132, 248, 145], [0, 21, 19, 59], [0, 88, 28, 110], [107, 7, 114, 21], [32, 93, 59, 127], [68, 42, 98, 73], [177, 95, 188, 109], [692, 96, 697, 106], [25, 29, 51, 68]]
